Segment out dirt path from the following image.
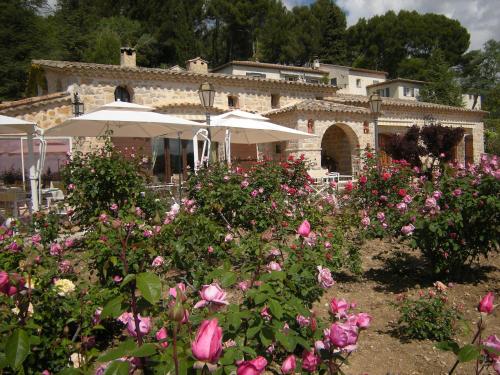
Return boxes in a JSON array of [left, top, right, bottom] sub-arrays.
[[315, 239, 500, 375]]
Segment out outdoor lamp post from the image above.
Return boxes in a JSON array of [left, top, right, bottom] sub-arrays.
[[368, 93, 382, 153], [198, 82, 216, 161], [72, 92, 84, 117]]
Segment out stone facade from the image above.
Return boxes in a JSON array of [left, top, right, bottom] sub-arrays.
[[0, 58, 487, 179]]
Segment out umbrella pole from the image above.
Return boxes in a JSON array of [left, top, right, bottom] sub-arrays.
[[177, 133, 182, 203], [26, 132, 39, 212]]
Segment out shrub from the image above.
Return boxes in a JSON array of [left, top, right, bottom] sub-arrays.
[[411, 156, 500, 275], [395, 288, 462, 341], [60, 137, 148, 225]]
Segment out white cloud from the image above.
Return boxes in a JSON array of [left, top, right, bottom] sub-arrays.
[[284, 0, 500, 50]]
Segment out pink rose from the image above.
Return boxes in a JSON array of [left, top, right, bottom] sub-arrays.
[[453, 188, 462, 196], [329, 322, 358, 349], [238, 281, 249, 291], [110, 203, 118, 211], [330, 298, 349, 318], [237, 356, 267, 375], [317, 266, 335, 289], [301, 349, 320, 372], [49, 243, 63, 256], [224, 233, 234, 242], [355, 313, 372, 329], [126, 314, 151, 337], [31, 234, 42, 244], [297, 220, 311, 237], [151, 256, 164, 267], [64, 238, 75, 248], [281, 355, 296, 374], [376, 212, 385, 222], [169, 283, 187, 299], [296, 315, 311, 327], [484, 335, 500, 360], [267, 261, 282, 272], [194, 283, 229, 309], [401, 224, 415, 236], [260, 306, 272, 320], [478, 292, 494, 314], [191, 319, 223, 363], [156, 327, 169, 348], [361, 216, 370, 227]]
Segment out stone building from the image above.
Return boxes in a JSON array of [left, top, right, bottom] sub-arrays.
[[0, 48, 487, 181]]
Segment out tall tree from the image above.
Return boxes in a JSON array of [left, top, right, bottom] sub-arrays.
[[419, 49, 463, 107], [310, 0, 347, 64], [0, 0, 49, 100], [347, 10, 470, 77]]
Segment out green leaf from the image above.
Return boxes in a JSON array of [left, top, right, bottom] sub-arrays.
[[120, 274, 136, 288], [98, 340, 136, 362], [129, 343, 157, 357], [101, 296, 123, 319], [268, 299, 283, 319], [276, 331, 296, 352], [254, 292, 268, 305], [220, 271, 237, 288], [136, 272, 161, 305], [104, 360, 130, 375], [5, 329, 30, 369], [59, 368, 83, 375], [457, 344, 480, 362], [436, 341, 460, 354]]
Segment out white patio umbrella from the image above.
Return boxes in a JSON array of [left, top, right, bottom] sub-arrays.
[[0, 115, 41, 211], [44, 101, 205, 201], [44, 101, 203, 139], [205, 110, 316, 163]]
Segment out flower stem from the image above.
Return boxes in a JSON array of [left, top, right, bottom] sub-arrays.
[[172, 323, 180, 375]]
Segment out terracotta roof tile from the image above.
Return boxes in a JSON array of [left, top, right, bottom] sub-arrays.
[[0, 92, 70, 112], [263, 99, 370, 116]]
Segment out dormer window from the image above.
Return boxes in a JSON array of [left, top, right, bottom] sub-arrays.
[[115, 86, 131, 102], [228, 95, 239, 108]]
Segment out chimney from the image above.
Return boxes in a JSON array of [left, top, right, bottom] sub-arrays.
[[312, 58, 320, 70], [120, 47, 136, 68], [186, 57, 208, 74]]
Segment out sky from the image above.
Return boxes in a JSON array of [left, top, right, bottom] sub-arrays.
[[283, 0, 500, 50]]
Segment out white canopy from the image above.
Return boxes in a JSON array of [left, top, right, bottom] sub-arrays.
[[0, 115, 40, 211], [0, 115, 38, 135], [44, 101, 203, 138], [208, 110, 315, 144]]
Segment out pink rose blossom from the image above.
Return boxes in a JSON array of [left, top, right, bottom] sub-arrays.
[[281, 355, 296, 374], [194, 283, 229, 309], [49, 243, 63, 256], [329, 322, 358, 349], [224, 233, 234, 242], [297, 220, 311, 237], [191, 319, 223, 363], [484, 335, 500, 360], [376, 212, 385, 222], [168, 282, 187, 299], [330, 298, 349, 318], [296, 315, 311, 327], [151, 256, 164, 267], [361, 216, 370, 227], [401, 224, 415, 236], [355, 313, 372, 329], [267, 261, 282, 272], [125, 314, 151, 337], [301, 349, 320, 372], [478, 292, 494, 314], [317, 266, 335, 289], [237, 356, 267, 375], [156, 327, 169, 348], [260, 306, 272, 321]]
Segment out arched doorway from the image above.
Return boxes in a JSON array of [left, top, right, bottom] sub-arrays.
[[321, 124, 359, 175]]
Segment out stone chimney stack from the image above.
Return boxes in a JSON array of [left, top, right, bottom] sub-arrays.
[[120, 47, 136, 67], [186, 57, 208, 74]]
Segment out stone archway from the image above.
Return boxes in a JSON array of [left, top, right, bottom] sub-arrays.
[[321, 123, 359, 175]]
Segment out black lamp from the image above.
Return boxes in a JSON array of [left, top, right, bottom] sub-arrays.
[[72, 92, 84, 117]]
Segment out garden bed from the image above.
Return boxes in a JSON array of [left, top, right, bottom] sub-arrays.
[[320, 239, 500, 375]]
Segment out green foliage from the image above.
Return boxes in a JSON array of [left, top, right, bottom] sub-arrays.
[[395, 291, 462, 341], [60, 137, 147, 225], [411, 159, 500, 276], [347, 10, 470, 77], [419, 49, 464, 106], [31, 210, 60, 244]]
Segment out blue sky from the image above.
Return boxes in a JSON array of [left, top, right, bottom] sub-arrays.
[[283, 0, 500, 50]]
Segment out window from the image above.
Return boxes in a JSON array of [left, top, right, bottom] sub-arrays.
[[385, 87, 390, 97], [403, 87, 414, 97], [228, 95, 239, 108], [378, 88, 390, 97], [356, 79, 361, 88], [271, 94, 280, 109], [114, 86, 131, 102], [330, 77, 337, 86], [306, 78, 320, 84], [284, 75, 298, 82], [315, 96, 323, 100], [246, 72, 266, 78], [414, 88, 420, 98]]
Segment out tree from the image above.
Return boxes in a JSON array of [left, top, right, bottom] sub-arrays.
[[347, 10, 470, 77], [310, 0, 347, 64], [0, 0, 50, 100], [459, 39, 500, 109], [419, 49, 463, 107]]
